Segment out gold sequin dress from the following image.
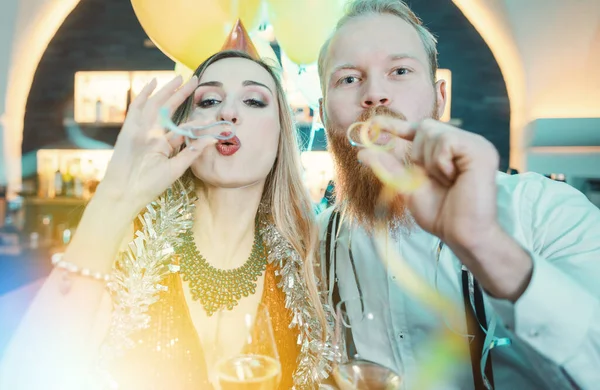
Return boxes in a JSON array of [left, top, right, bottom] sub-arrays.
[[108, 259, 300, 390]]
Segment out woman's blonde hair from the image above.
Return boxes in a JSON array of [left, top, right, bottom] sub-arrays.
[[171, 50, 327, 338]]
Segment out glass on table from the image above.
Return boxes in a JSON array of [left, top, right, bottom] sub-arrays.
[[332, 296, 402, 390], [213, 303, 282, 390]]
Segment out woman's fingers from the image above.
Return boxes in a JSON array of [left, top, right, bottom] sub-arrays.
[[143, 75, 185, 116], [164, 75, 199, 116], [168, 137, 217, 178], [128, 78, 157, 112]]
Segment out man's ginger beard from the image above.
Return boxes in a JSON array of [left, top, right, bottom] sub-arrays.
[[326, 103, 439, 231]]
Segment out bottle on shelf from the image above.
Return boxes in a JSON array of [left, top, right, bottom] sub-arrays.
[[72, 159, 84, 198], [95, 98, 103, 123], [0, 186, 6, 229], [54, 168, 64, 197], [125, 87, 132, 116], [87, 166, 101, 197], [82, 96, 91, 123], [38, 156, 53, 198], [82, 159, 93, 200], [37, 173, 48, 199], [62, 163, 74, 197]]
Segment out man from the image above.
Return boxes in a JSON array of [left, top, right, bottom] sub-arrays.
[[317, 0, 600, 389]]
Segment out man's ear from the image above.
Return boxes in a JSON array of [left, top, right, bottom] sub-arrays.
[[435, 79, 447, 120]]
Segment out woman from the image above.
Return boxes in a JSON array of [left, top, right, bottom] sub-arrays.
[[0, 50, 331, 389]]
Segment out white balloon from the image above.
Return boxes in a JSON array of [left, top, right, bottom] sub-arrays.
[[249, 33, 281, 72], [281, 51, 322, 109]]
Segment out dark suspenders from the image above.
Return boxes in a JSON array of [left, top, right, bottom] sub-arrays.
[[325, 210, 342, 312], [325, 210, 494, 389], [462, 267, 494, 389], [325, 210, 358, 358]]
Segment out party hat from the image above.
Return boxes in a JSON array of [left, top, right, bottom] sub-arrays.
[[220, 19, 260, 59]]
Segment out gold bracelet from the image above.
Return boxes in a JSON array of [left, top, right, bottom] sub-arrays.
[[51, 252, 112, 283]]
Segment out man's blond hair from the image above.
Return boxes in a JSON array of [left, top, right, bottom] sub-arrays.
[[318, 0, 438, 95]]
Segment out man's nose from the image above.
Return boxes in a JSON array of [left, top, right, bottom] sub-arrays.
[[361, 79, 391, 108]]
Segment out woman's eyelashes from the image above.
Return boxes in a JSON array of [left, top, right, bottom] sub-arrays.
[[243, 98, 267, 108], [197, 98, 221, 108], [196, 96, 268, 109]]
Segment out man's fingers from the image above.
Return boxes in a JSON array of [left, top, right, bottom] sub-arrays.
[[432, 140, 457, 181], [370, 116, 417, 141]]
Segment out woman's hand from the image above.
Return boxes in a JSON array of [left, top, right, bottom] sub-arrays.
[[96, 75, 216, 218]]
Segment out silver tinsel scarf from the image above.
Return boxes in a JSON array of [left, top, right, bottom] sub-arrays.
[[94, 178, 333, 389], [260, 221, 334, 388], [93, 179, 195, 389]]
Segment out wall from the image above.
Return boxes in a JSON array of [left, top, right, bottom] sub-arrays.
[[408, 0, 511, 170], [22, 0, 173, 155], [452, 0, 600, 171], [0, 0, 20, 188], [0, 0, 81, 195]]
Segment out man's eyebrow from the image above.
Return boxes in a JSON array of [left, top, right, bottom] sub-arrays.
[[330, 63, 358, 75], [328, 53, 422, 75], [327, 64, 359, 85], [388, 53, 423, 64]]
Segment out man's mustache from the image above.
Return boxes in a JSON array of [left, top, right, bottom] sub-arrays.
[[356, 106, 407, 123]]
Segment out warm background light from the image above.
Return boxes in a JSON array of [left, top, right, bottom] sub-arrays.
[[451, 0, 600, 171], [74, 71, 175, 124], [300, 151, 334, 203]]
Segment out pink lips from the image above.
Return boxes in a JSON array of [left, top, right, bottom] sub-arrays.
[[215, 132, 241, 156]]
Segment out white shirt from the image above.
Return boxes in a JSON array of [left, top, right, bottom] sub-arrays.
[[318, 172, 600, 389]]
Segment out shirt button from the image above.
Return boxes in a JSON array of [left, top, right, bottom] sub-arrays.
[[529, 328, 540, 337], [397, 332, 404, 340]]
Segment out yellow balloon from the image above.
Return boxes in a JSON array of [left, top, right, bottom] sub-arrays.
[[174, 62, 194, 80], [218, 0, 264, 31], [267, 0, 346, 65], [131, 0, 231, 70], [174, 37, 277, 82]]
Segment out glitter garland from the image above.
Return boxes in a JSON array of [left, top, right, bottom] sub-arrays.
[[93, 179, 196, 388], [260, 221, 335, 389], [94, 177, 333, 389]]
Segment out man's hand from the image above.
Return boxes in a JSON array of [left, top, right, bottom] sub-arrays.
[[358, 117, 532, 301]]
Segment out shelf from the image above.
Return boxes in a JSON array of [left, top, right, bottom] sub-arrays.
[[74, 70, 176, 124], [77, 122, 123, 129], [23, 197, 87, 206]]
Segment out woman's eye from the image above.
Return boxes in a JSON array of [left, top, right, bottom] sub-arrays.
[[197, 98, 221, 108], [244, 98, 267, 108]]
